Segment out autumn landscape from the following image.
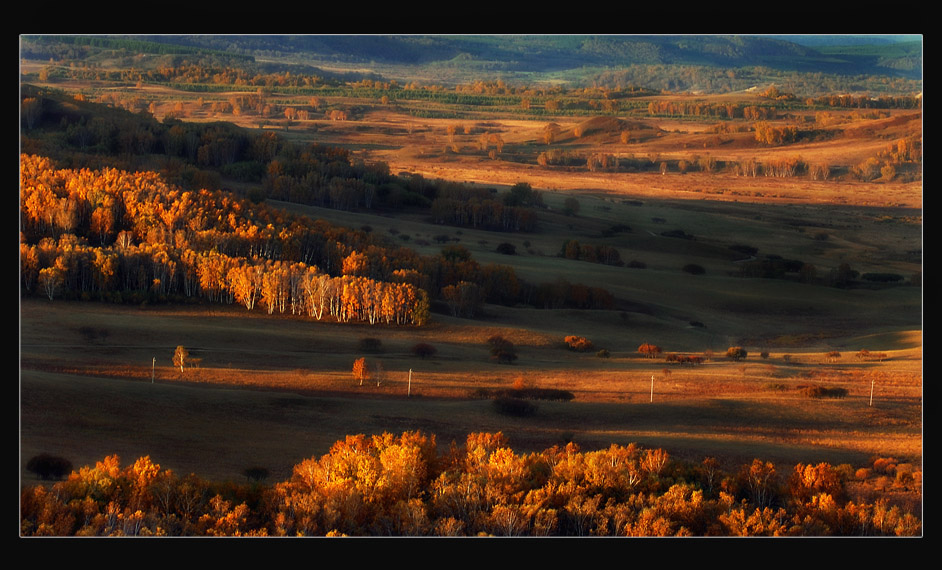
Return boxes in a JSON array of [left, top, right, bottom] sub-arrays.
[[19, 34, 922, 537]]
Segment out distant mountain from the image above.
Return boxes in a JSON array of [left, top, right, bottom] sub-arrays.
[[23, 34, 921, 92], [154, 34, 921, 79], [755, 35, 922, 47]]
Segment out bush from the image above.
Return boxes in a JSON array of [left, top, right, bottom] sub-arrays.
[[596, 349, 610, 358], [638, 342, 662, 358], [726, 346, 747, 360], [487, 335, 518, 364], [682, 263, 706, 275], [26, 453, 73, 480], [411, 342, 438, 359], [492, 397, 537, 417], [495, 242, 517, 255], [564, 335, 595, 352]]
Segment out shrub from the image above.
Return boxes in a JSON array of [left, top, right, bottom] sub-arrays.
[[564, 335, 595, 352], [726, 346, 747, 360], [26, 454, 73, 480], [596, 349, 610, 358], [495, 242, 517, 255], [873, 457, 898, 474], [855, 467, 872, 480], [638, 343, 662, 358], [411, 343, 438, 359], [487, 335, 518, 364], [492, 397, 537, 417], [682, 263, 706, 275]]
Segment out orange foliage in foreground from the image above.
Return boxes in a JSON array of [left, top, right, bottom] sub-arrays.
[[21, 432, 921, 537]]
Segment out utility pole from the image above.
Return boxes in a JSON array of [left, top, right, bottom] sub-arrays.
[[152, 357, 156, 384], [408, 369, 413, 397], [650, 375, 654, 403], [870, 378, 875, 406]]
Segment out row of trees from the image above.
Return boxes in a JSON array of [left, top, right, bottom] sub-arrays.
[[20, 154, 616, 316], [20, 432, 921, 536], [647, 100, 779, 120]]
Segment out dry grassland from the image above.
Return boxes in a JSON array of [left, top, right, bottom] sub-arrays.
[[20, 86, 922, 488]]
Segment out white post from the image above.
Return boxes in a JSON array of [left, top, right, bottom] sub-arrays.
[[650, 375, 654, 403], [870, 379, 874, 406], [152, 357, 155, 384], [408, 369, 412, 397]]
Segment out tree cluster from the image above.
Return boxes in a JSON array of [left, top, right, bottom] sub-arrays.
[[560, 239, 623, 266], [647, 100, 777, 120], [20, 433, 922, 536]]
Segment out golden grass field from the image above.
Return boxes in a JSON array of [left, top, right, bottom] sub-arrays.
[[20, 85, 922, 499]]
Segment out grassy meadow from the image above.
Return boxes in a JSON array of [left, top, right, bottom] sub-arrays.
[[20, 49, 922, 507], [20, 174, 922, 486]]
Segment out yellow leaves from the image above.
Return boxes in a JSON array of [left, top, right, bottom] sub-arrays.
[[127, 456, 161, 492]]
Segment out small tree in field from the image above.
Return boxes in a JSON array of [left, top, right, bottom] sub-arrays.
[[638, 343, 662, 359], [352, 357, 372, 386], [173, 345, 189, 373], [564, 335, 595, 352], [487, 335, 518, 365], [726, 346, 748, 361]]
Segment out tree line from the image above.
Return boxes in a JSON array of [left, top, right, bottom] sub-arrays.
[[20, 154, 615, 317], [20, 431, 921, 536], [23, 86, 551, 234]]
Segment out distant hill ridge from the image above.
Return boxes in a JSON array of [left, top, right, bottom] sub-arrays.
[[41, 34, 921, 80]]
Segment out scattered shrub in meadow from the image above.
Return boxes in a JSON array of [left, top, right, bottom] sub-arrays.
[[564, 335, 595, 352]]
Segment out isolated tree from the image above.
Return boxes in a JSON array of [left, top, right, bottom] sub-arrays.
[[564, 336, 595, 352], [173, 345, 190, 372], [487, 335, 518, 365], [726, 347, 748, 361], [638, 343, 662, 359], [353, 357, 372, 386], [495, 242, 517, 255]]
